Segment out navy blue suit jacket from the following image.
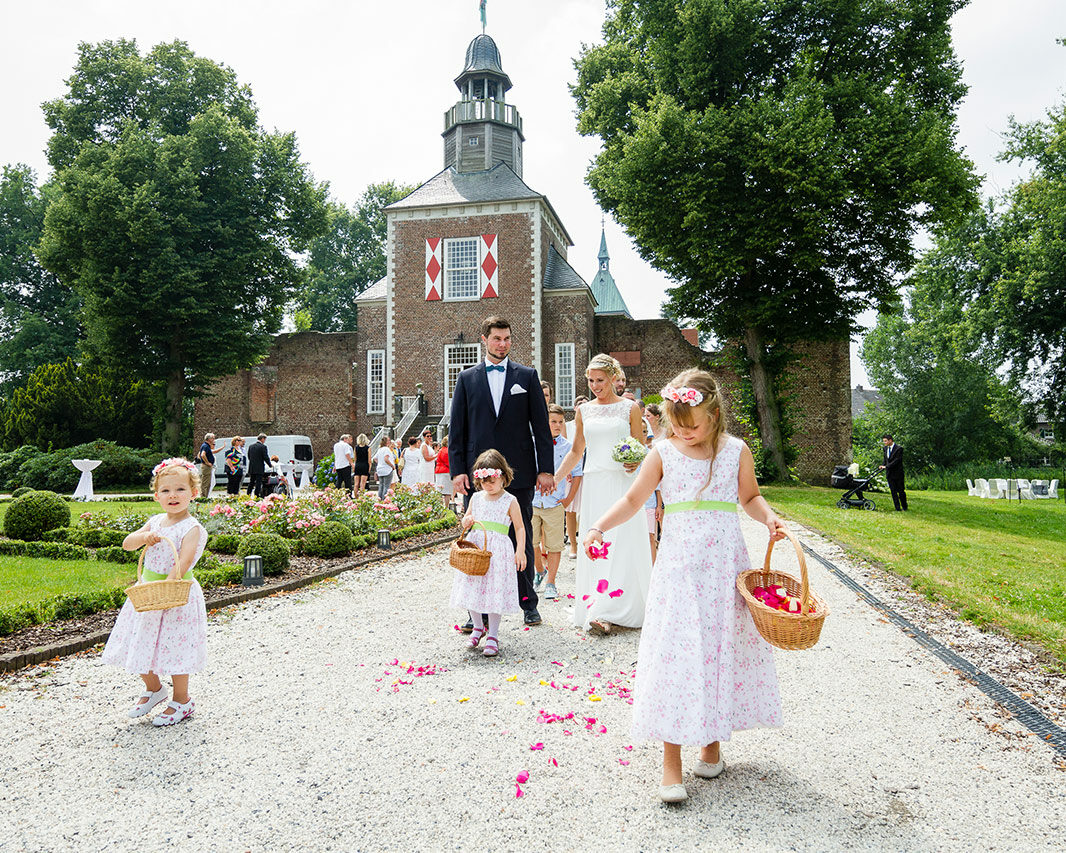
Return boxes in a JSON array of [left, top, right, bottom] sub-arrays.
[[448, 360, 553, 490]]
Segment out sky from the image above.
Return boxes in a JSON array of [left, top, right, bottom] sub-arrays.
[[1, 0, 1064, 387]]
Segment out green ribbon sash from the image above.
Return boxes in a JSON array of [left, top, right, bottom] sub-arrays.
[[475, 520, 510, 536], [663, 500, 738, 515], [141, 567, 193, 582]]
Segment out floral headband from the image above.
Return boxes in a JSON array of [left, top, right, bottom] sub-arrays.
[[662, 385, 704, 406], [152, 458, 199, 477], [473, 467, 502, 480]]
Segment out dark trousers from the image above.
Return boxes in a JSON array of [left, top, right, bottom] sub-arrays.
[[888, 477, 908, 510], [335, 465, 353, 491], [464, 485, 538, 615], [226, 468, 243, 495], [247, 470, 266, 498]]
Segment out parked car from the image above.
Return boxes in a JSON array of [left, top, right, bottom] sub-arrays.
[[212, 435, 314, 488]]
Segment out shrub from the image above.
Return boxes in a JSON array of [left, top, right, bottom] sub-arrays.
[[14, 441, 156, 492], [41, 527, 71, 542], [94, 545, 138, 564], [0, 539, 92, 560], [0, 446, 43, 490], [11, 486, 32, 498], [237, 533, 290, 576], [3, 491, 71, 541], [302, 520, 354, 558], [207, 533, 241, 554]]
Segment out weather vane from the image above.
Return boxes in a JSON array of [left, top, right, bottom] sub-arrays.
[[480, 0, 487, 33]]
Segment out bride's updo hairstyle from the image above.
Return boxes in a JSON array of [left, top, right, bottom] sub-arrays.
[[585, 353, 622, 386], [661, 368, 726, 490]]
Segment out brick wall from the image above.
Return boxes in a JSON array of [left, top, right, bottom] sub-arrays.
[[594, 316, 707, 400], [541, 290, 595, 405], [783, 338, 852, 483], [391, 211, 535, 415]]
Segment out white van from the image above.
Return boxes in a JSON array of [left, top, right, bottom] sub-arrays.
[[211, 435, 315, 488]]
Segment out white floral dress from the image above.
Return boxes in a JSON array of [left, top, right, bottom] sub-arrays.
[[449, 491, 520, 614], [630, 436, 782, 745], [101, 515, 208, 676]]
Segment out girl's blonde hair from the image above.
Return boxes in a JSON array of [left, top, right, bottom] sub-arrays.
[[356, 433, 369, 446], [662, 368, 727, 492], [471, 448, 514, 489], [150, 458, 200, 496], [584, 353, 622, 381]]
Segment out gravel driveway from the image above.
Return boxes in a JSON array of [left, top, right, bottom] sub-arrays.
[[1, 516, 1062, 852]]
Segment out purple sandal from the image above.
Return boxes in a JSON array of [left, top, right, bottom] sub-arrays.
[[467, 627, 485, 649], [482, 636, 499, 657]]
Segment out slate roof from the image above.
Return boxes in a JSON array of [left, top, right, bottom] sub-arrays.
[[851, 385, 883, 419], [588, 228, 631, 317], [388, 163, 542, 209], [356, 276, 387, 303], [458, 34, 512, 90], [544, 244, 593, 298]]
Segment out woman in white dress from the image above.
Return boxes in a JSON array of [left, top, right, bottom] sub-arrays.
[[400, 437, 423, 487], [419, 430, 437, 485], [555, 354, 653, 635]]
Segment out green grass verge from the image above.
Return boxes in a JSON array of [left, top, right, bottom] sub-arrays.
[[761, 485, 1066, 668], [0, 555, 134, 610]]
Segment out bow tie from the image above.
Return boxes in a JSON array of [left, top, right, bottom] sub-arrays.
[[486, 364, 506, 373]]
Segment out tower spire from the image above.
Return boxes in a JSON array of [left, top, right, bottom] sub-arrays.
[[480, 0, 487, 34]]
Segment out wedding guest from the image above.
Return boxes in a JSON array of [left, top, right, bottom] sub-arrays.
[[333, 433, 355, 493], [532, 405, 582, 600], [541, 380, 552, 405], [196, 433, 222, 498], [452, 451, 525, 658], [246, 434, 270, 498], [401, 437, 422, 486], [584, 368, 785, 803], [879, 434, 908, 511], [102, 458, 207, 726], [375, 437, 396, 498], [614, 371, 627, 396], [353, 434, 371, 494], [645, 403, 666, 443], [434, 437, 453, 506], [223, 437, 245, 495], [420, 430, 437, 485], [564, 395, 589, 561]]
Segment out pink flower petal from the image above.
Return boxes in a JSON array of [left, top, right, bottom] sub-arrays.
[[529, 743, 544, 751], [596, 579, 609, 593], [618, 759, 630, 766], [549, 757, 558, 767], [608, 588, 623, 598], [516, 770, 529, 784], [515, 784, 524, 798]]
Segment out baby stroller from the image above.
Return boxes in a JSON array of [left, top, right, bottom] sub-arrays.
[[264, 465, 291, 497], [831, 465, 877, 510]]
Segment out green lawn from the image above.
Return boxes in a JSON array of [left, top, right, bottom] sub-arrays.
[[761, 485, 1066, 667], [0, 500, 159, 527], [0, 555, 135, 609]]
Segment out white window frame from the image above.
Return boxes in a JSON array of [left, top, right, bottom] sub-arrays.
[[555, 343, 575, 409], [443, 236, 480, 301], [366, 350, 385, 414], [444, 343, 482, 410]]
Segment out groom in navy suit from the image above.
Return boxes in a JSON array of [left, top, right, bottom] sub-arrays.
[[450, 316, 555, 626]]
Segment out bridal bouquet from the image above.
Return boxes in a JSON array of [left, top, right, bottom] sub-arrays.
[[611, 436, 648, 466]]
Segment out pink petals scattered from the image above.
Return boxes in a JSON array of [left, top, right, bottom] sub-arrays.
[[596, 578, 609, 593], [515, 770, 529, 798], [529, 743, 544, 751], [607, 588, 624, 598], [618, 759, 630, 766], [549, 757, 558, 767], [588, 541, 611, 560]]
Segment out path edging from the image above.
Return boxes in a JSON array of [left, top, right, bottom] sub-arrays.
[[0, 532, 457, 674]]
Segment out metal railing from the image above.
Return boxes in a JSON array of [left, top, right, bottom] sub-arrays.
[[367, 425, 389, 460], [444, 99, 523, 132], [393, 396, 421, 444]]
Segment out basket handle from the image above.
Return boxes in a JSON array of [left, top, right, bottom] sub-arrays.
[[458, 521, 490, 551], [137, 535, 181, 583], [762, 527, 812, 615]]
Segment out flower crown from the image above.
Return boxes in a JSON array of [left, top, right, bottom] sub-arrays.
[[152, 458, 199, 477], [473, 467, 502, 480], [662, 385, 704, 406]]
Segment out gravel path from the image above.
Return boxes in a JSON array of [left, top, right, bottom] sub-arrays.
[[1, 516, 1063, 852]]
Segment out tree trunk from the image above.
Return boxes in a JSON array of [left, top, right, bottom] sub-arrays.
[[743, 326, 789, 480], [162, 368, 184, 455]]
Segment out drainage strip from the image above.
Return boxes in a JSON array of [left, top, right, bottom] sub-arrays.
[[800, 542, 1066, 759]]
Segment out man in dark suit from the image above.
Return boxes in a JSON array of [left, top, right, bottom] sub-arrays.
[[879, 433, 908, 511], [450, 316, 554, 627], [247, 433, 271, 498]]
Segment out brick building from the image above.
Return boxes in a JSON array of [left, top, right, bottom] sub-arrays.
[[194, 32, 850, 483]]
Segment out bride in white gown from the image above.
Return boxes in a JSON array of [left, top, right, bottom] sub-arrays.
[[555, 354, 653, 634]]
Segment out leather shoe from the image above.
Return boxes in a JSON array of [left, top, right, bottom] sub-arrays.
[[693, 759, 725, 779], [523, 608, 542, 626], [460, 618, 488, 634], [659, 783, 687, 803]]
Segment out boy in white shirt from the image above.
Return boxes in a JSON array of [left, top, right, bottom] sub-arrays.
[[533, 405, 583, 600]]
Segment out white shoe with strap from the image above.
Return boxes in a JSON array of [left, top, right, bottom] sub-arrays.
[[127, 687, 169, 719], [152, 698, 195, 727]]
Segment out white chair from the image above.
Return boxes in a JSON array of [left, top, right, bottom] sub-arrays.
[[976, 478, 991, 498], [966, 478, 978, 496], [1049, 479, 1060, 499], [989, 479, 1008, 499], [1016, 478, 1034, 499]]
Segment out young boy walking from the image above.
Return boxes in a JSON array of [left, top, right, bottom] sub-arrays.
[[533, 405, 583, 600]]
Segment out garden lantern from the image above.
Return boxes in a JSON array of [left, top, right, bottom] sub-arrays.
[[377, 529, 391, 550], [243, 554, 264, 587]]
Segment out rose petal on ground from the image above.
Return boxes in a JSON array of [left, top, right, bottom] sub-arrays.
[[596, 579, 609, 593], [516, 771, 529, 784]]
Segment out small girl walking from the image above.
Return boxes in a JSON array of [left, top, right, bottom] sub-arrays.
[[584, 369, 786, 803], [102, 458, 209, 726], [450, 449, 526, 657]]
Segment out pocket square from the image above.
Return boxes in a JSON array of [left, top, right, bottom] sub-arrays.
[[510, 384, 527, 395]]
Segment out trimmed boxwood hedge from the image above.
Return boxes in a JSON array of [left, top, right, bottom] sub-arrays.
[[0, 539, 92, 560], [4, 491, 71, 542], [207, 533, 240, 554], [42, 527, 126, 547], [302, 521, 354, 558], [237, 533, 290, 576]]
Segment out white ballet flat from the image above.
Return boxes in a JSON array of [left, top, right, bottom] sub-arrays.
[[694, 758, 725, 779], [127, 687, 169, 719], [152, 698, 195, 727], [659, 783, 688, 803]]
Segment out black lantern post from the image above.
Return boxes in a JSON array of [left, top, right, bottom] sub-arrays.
[[243, 554, 264, 586], [377, 529, 391, 550]]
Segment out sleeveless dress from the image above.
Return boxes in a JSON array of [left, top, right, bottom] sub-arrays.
[[101, 514, 208, 676], [574, 399, 653, 629], [630, 436, 782, 745], [400, 448, 422, 486], [450, 491, 520, 614], [354, 445, 370, 477], [420, 443, 437, 484]]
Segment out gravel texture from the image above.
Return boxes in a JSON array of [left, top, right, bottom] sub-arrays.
[[1, 517, 1063, 852]]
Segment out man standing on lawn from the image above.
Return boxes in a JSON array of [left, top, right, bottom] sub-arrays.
[[879, 433, 908, 511]]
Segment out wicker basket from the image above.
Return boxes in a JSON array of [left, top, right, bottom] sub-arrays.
[[736, 527, 828, 650], [125, 536, 193, 613], [449, 522, 492, 576]]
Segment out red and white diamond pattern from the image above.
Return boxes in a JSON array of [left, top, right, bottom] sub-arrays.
[[480, 234, 498, 298], [425, 237, 442, 301]]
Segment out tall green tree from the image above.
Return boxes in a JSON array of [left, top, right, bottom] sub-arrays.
[[572, 0, 977, 478], [298, 181, 414, 332], [0, 165, 81, 394], [37, 40, 328, 452], [0, 358, 154, 450]]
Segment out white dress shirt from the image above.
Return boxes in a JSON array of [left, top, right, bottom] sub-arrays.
[[485, 356, 509, 415]]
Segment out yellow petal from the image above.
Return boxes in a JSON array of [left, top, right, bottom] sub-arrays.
[[516, 699, 526, 706], [539, 679, 548, 685], [458, 697, 470, 703], [506, 675, 518, 682], [589, 695, 602, 702]]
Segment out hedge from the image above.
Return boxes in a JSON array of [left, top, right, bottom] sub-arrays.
[[4, 491, 71, 541], [207, 533, 241, 554], [43, 527, 127, 547], [0, 539, 92, 560]]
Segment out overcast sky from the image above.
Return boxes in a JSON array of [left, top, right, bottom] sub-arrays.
[[2, 1, 1063, 387]]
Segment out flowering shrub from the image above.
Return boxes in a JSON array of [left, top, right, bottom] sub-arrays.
[[76, 510, 150, 532]]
